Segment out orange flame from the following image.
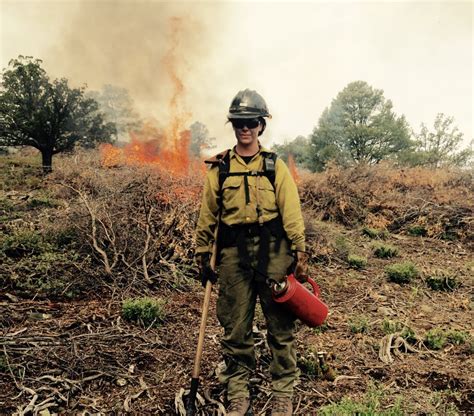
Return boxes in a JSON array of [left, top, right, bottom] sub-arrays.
[[99, 121, 202, 177], [288, 154, 299, 182], [99, 16, 202, 178]]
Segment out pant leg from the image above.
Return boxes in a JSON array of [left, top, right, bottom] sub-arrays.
[[216, 245, 257, 400], [257, 237, 297, 397]]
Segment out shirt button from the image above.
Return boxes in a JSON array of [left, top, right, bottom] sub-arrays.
[[246, 217, 250, 221]]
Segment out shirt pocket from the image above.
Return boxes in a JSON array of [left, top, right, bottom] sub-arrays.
[[257, 177, 278, 213], [222, 176, 243, 215]]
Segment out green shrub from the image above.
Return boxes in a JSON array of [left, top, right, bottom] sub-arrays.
[[45, 227, 78, 247], [373, 243, 398, 259], [386, 262, 418, 284], [349, 315, 369, 334], [319, 386, 404, 415], [27, 195, 59, 209], [407, 225, 427, 237], [1, 230, 52, 257], [347, 254, 367, 269], [425, 328, 447, 350], [122, 297, 166, 327], [381, 319, 417, 343], [9, 250, 84, 297], [447, 330, 470, 345], [400, 326, 417, 344], [426, 274, 459, 291], [298, 353, 322, 378], [362, 227, 389, 239], [381, 319, 404, 334]]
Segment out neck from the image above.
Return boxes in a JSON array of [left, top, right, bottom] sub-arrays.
[[235, 141, 260, 156]]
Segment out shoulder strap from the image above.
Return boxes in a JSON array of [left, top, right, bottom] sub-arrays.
[[262, 152, 278, 189], [218, 150, 231, 190], [215, 150, 278, 192]]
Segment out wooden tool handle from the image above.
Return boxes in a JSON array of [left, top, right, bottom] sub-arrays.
[[191, 243, 217, 378], [191, 279, 212, 378]]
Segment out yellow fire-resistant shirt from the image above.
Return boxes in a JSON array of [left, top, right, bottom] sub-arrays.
[[195, 146, 305, 255]]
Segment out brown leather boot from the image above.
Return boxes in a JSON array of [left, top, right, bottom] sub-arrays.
[[271, 396, 293, 416], [226, 397, 251, 416]]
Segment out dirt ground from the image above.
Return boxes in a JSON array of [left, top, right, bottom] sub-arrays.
[[2, 225, 473, 415]]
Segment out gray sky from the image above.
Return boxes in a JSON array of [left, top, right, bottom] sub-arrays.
[[1, 0, 472, 151]]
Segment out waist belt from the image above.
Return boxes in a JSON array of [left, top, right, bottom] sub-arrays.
[[217, 216, 287, 276]]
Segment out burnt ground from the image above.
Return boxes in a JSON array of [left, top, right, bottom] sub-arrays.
[[1, 223, 473, 415]]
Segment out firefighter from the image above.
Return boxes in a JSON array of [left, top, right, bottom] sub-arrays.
[[195, 89, 307, 416]]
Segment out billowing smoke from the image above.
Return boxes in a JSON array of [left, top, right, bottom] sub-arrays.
[[44, 1, 229, 131]]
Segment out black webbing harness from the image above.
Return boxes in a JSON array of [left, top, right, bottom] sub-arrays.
[[207, 150, 287, 277]]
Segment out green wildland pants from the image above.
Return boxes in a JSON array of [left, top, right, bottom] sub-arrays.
[[216, 233, 297, 400]]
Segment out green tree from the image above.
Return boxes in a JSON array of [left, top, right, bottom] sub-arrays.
[[271, 135, 311, 169], [410, 113, 473, 168], [86, 84, 141, 142], [189, 121, 215, 158], [0, 56, 116, 172], [309, 81, 412, 171]]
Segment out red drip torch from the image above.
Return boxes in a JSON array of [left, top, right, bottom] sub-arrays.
[[272, 273, 328, 327]]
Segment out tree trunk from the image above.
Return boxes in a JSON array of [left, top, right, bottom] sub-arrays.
[[41, 149, 53, 174]]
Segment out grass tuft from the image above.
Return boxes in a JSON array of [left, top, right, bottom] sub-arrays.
[[407, 225, 428, 237], [122, 297, 166, 327], [347, 254, 367, 269], [348, 315, 369, 334], [373, 243, 399, 259], [318, 385, 405, 415], [385, 262, 418, 284], [425, 272, 459, 292], [362, 227, 389, 239]]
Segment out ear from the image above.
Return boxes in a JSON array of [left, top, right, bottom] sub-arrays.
[[258, 117, 266, 136]]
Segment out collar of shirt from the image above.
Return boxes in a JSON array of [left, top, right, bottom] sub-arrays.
[[229, 143, 272, 167]]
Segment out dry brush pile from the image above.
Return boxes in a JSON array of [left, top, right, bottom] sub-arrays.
[[1, 152, 204, 298], [300, 163, 473, 260]]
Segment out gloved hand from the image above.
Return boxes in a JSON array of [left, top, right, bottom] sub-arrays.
[[197, 253, 218, 287], [294, 251, 309, 283]]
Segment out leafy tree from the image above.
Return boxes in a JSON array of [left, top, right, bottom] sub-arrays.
[[309, 81, 412, 171], [410, 113, 473, 168], [271, 135, 312, 169], [0, 56, 116, 172], [86, 84, 141, 142], [189, 121, 215, 158]]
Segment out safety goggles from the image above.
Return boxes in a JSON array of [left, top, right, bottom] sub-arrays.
[[230, 118, 260, 129]]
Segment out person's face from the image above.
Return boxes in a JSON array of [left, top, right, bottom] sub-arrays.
[[231, 118, 262, 146]]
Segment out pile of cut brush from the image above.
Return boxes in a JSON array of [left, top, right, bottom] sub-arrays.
[[300, 163, 473, 242], [1, 152, 204, 298]]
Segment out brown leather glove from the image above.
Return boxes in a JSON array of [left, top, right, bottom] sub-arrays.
[[294, 251, 309, 282], [197, 253, 217, 287]]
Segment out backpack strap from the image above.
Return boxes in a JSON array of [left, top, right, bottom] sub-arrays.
[[205, 149, 278, 204], [261, 151, 277, 189]]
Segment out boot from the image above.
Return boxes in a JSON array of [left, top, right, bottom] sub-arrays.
[[271, 396, 293, 416], [226, 397, 252, 416]]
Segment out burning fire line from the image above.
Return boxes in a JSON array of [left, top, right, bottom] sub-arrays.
[[100, 16, 199, 178]]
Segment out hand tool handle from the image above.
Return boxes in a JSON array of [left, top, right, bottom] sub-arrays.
[[191, 279, 212, 378], [191, 245, 216, 378], [186, 244, 217, 415]]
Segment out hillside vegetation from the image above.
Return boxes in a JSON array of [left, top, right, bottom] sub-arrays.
[[1, 151, 473, 415]]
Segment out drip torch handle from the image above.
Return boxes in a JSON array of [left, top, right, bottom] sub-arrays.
[[307, 277, 321, 297]]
